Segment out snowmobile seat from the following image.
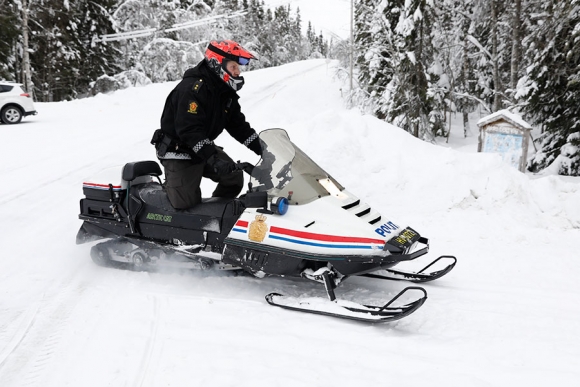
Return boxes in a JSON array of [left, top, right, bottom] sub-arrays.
[[122, 161, 162, 182], [137, 183, 236, 217]]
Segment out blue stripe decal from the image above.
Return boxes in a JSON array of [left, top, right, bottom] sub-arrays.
[[232, 228, 247, 233], [269, 235, 373, 249]]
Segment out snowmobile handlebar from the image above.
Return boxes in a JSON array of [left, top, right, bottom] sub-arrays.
[[234, 161, 254, 175]]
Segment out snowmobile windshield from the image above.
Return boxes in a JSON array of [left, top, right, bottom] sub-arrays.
[[249, 129, 344, 205]]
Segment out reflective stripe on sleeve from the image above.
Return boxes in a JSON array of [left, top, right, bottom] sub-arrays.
[[193, 138, 214, 153], [243, 133, 258, 146]]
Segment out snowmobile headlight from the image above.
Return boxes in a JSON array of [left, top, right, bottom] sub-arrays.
[[319, 178, 348, 199], [271, 196, 289, 215]]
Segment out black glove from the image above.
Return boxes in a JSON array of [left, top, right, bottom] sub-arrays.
[[248, 137, 263, 156], [235, 162, 254, 175], [207, 154, 236, 176]]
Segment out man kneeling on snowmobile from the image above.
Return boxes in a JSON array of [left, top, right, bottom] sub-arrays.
[[152, 40, 262, 209]]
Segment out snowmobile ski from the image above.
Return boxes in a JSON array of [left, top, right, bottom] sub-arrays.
[[265, 286, 428, 323], [362, 255, 457, 283]]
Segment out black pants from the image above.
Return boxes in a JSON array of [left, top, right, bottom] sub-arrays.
[[161, 147, 244, 209]]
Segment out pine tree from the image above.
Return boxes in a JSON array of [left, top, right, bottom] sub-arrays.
[[0, 0, 20, 81], [306, 21, 316, 52], [239, 0, 271, 68], [28, 0, 83, 101], [75, 0, 121, 96], [433, 0, 480, 137], [355, 0, 445, 139], [388, 0, 445, 138], [521, 0, 580, 175], [26, 0, 122, 101], [353, 0, 391, 115]]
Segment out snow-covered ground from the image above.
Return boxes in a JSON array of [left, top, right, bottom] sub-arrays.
[[1, 59, 579, 386]]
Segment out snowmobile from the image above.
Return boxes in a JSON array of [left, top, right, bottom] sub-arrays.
[[76, 128, 456, 323]]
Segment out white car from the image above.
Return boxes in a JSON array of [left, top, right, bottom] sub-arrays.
[[0, 82, 37, 124]]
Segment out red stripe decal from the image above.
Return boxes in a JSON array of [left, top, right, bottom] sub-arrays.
[[83, 182, 123, 189], [236, 220, 249, 227], [270, 226, 384, 244]]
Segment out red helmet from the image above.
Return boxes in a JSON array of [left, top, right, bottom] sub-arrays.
[[205, 40, 256, 91]]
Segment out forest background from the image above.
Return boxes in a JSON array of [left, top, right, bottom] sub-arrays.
[[1, 0, 578, 175]]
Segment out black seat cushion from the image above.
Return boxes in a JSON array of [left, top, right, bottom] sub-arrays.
[[137, 183, 233, 216], [123, 161, 162, 181]]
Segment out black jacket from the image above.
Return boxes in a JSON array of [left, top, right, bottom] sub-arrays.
[[158, 59, 258, 162]]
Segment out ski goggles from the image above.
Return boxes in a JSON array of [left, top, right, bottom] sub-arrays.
[[238, 57, 251, 66]]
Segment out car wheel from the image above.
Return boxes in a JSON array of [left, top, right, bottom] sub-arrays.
[[1, 106, 23, 124]]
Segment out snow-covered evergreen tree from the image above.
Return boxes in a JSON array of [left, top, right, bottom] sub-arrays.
[[8, 0, 120, 101], [431, 0, 481, 137], [519, 0, 580, 175], [140, 38, 202, 82], [75, 0, 122, 96], [28, 0, 83, 101], [355, 0, 445, 139], [0, 0, 20, 81]]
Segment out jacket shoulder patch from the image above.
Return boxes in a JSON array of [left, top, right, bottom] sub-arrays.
[[187, 101, 199, 114]]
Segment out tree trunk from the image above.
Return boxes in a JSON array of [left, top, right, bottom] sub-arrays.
[[414, 1, 424, 138], [458, 0, 471, 137], [510, 0, 521, 91], [349, 0, 354, 92], [462, 12, 470, 137], [21, 0, 33, 98], [491, 0, 501, 111]]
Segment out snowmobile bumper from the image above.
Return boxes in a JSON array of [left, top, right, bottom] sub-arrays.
[[382, 227, 429, 260]]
